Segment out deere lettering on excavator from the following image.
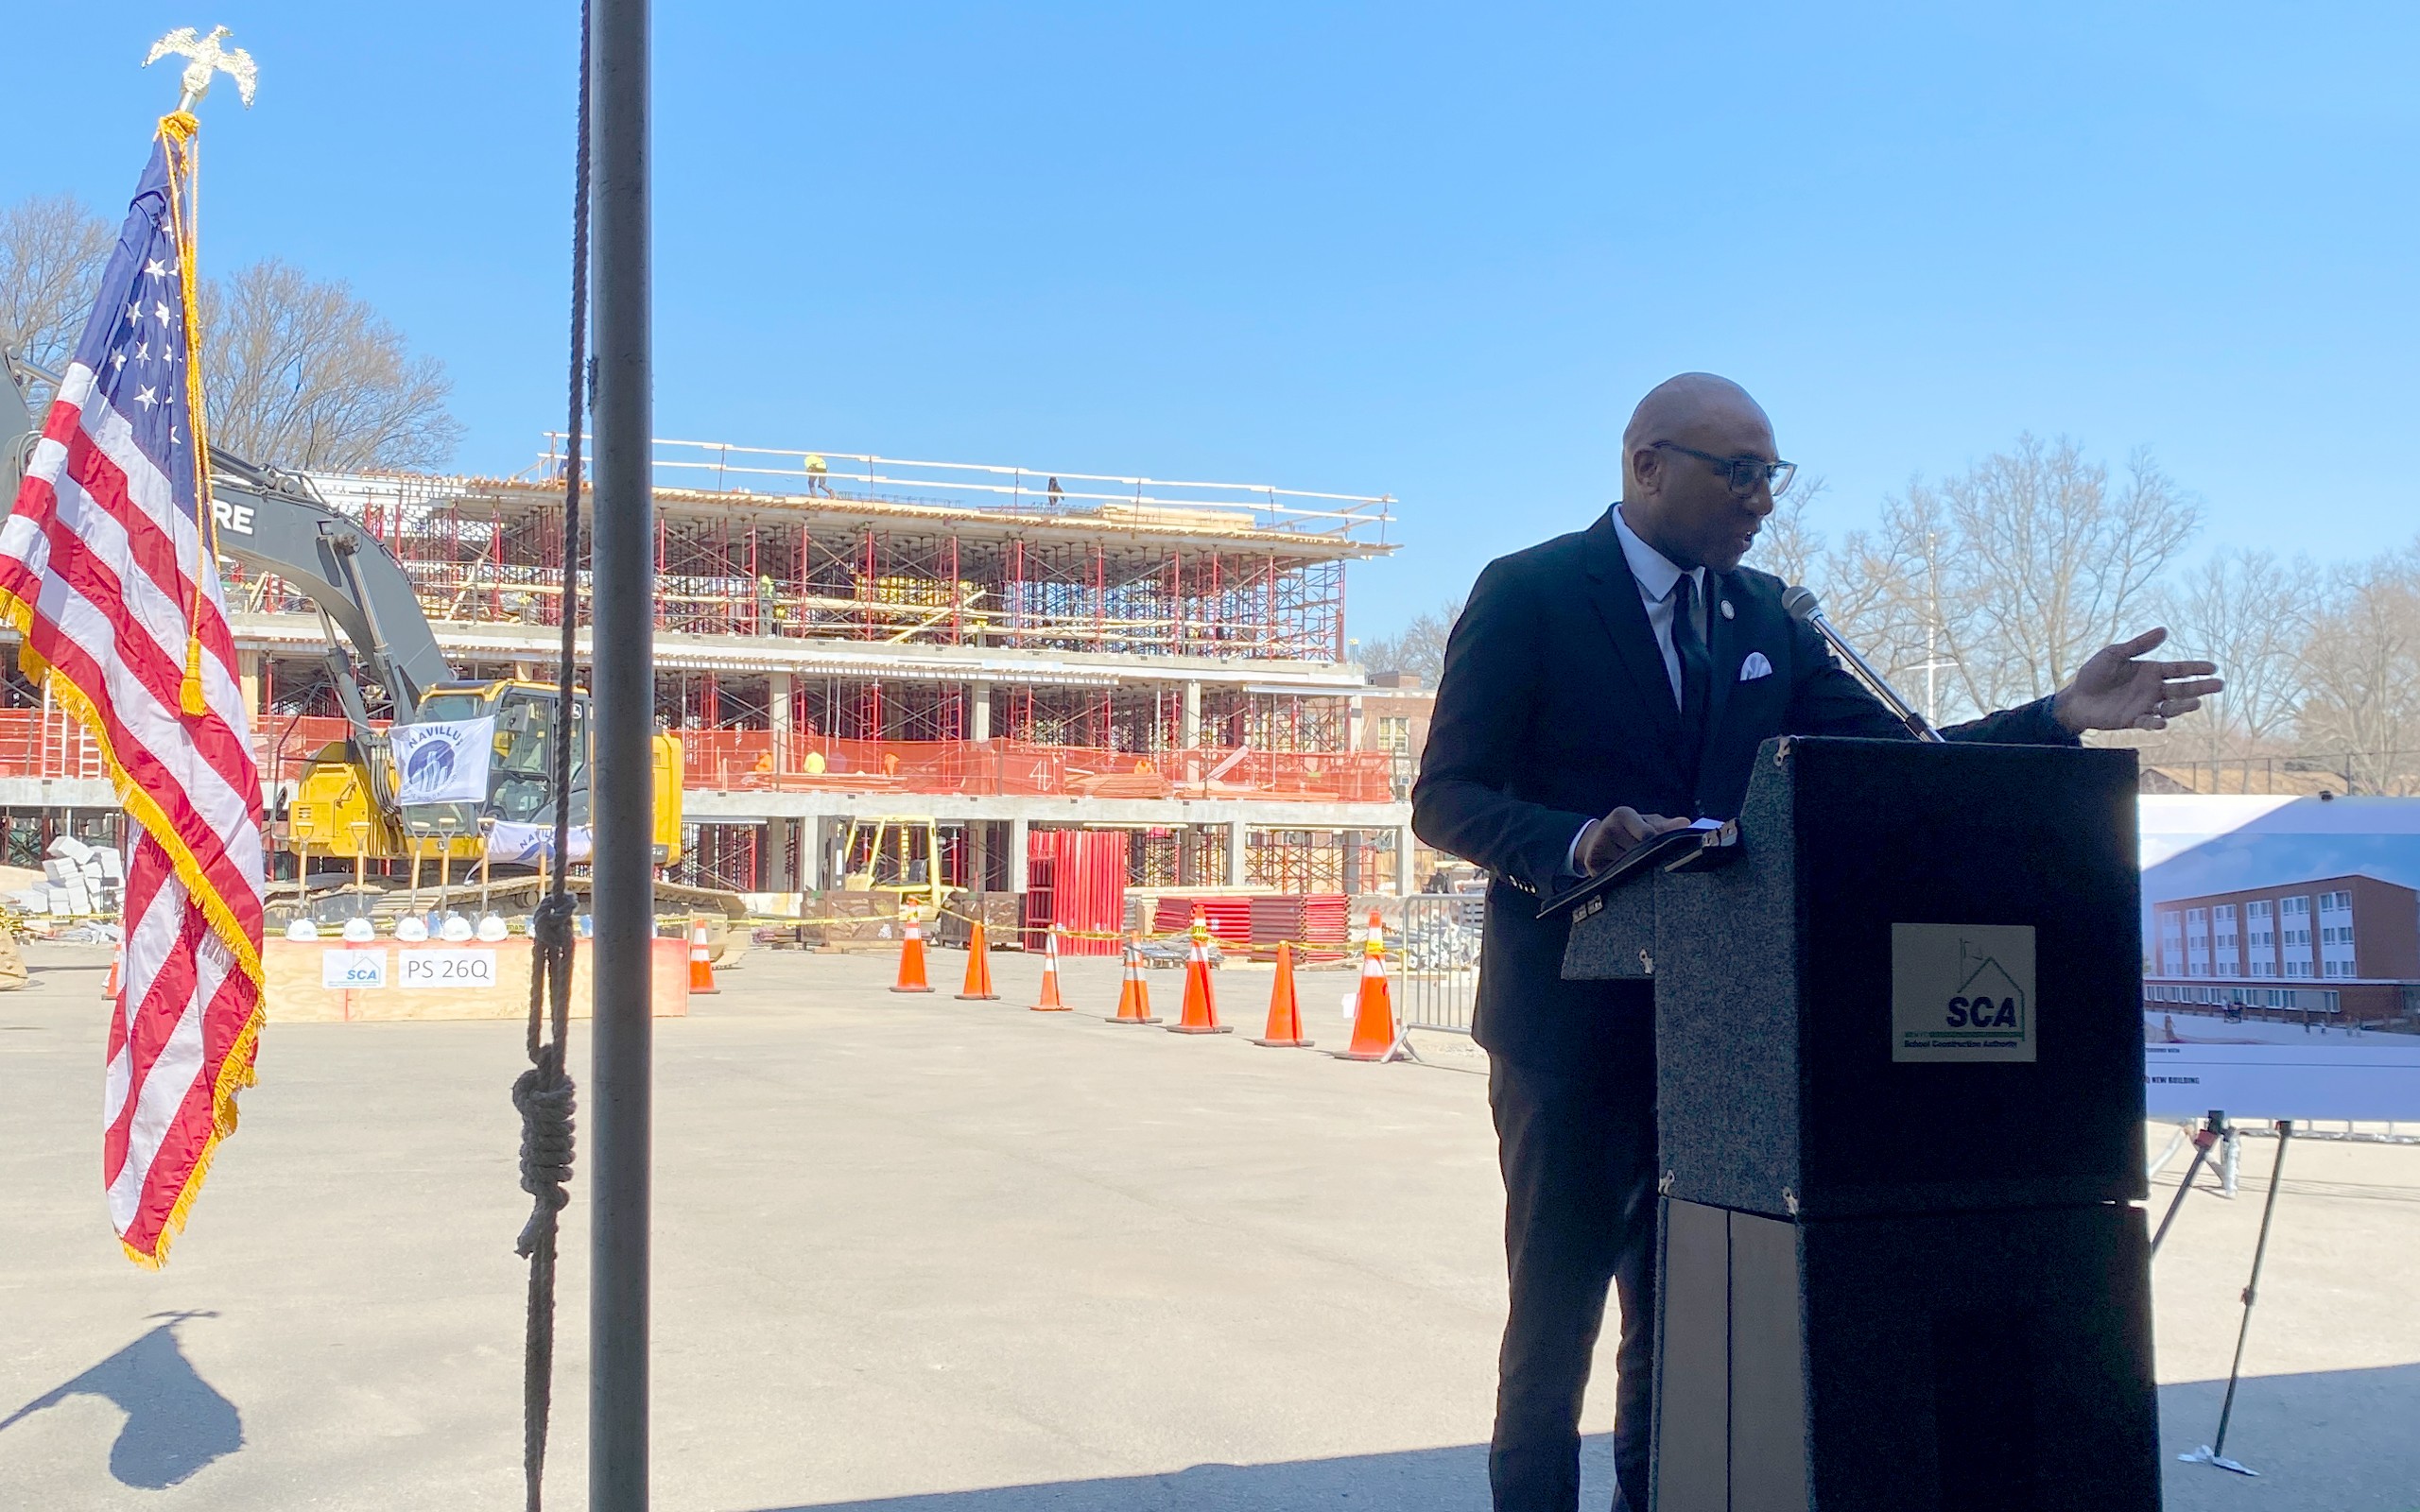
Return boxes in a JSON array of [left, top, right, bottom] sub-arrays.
[[1, 351, 735, 923]]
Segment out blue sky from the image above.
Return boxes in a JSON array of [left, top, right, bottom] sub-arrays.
[[9, 5, 2416, 639]]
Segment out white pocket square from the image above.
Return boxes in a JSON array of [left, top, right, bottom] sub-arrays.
[[1737, 651, 1774, 681]]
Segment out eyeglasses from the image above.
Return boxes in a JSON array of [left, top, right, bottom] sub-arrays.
[[1651, 442, 1796, 498]]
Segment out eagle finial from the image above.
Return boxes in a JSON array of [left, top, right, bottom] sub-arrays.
[[145, 25, 259, 112]]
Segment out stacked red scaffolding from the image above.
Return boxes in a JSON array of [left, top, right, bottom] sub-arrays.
[[1151, 895, 1255, 946], [1150, 893, 1350, 958], [1248, 894, 1350, 960]]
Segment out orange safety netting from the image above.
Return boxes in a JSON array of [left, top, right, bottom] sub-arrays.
[[685, 732, 1398, 803], [0, 708, 1394, 806]]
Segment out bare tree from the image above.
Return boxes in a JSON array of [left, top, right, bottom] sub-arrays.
[[1747, 477, 1828, 590], [201, 259, 462, 472], [2156, 549, 2321, 759], [1922, 438, 2201, 711], [1759, 438, 2200, 727], [0, 196, 114, 405], [2, 194, 461, 471], [1357, 596, 1465, 686], [2295, 546, 2420, 795], [1758, 479, 1967, 724]]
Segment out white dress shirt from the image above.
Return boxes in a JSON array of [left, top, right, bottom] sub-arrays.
[[1609, 502, 1706, 709], [1565, 504, 1709, 874]]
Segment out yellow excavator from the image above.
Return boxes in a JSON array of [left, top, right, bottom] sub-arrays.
[[2, 352, 736, 923]]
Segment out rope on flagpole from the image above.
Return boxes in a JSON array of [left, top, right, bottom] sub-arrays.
[[512, 3, 591, 1506]]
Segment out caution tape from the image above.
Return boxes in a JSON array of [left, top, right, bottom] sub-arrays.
[[917, 902, 1403, 958], [729, 899, 1411, 961]]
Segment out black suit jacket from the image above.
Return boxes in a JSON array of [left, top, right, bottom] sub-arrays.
[[1410, 507, 2077, 1069]]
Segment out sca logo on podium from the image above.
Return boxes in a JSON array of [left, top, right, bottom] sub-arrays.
[[1890, 922, 2036, 1063]]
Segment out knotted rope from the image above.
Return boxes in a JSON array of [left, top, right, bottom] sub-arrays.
[[516, 4, 591, 1507]]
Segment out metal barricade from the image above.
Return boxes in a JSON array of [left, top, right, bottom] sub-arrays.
[[1396, 892, 1485, 1035]]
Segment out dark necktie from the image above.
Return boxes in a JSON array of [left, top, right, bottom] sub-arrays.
[[1671, 571, 1712, 769]]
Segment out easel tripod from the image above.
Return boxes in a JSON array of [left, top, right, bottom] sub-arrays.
[[2153, 1108, 2294, 1478]]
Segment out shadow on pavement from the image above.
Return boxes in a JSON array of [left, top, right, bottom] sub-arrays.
[[747, 1435, 1616, 1511], [0, 1312, 243, 1489], [2161, 1362, 2420, 1508], [746, 1366, 2420, 1511]]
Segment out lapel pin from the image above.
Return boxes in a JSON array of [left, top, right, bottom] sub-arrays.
[[1719, 599, 1735, 621]]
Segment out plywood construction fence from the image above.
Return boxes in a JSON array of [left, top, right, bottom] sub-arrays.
[[262, 936, 690, 1023]]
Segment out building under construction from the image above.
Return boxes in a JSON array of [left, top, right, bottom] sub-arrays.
[[0, 436, 1413, 902]]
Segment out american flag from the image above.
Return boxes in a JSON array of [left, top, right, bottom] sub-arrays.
[[0, 115, 265, 1267]]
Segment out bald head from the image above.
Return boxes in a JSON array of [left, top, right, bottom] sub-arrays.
[[1621, 373, 1771, 493], [1618, 372, 1781, 573]]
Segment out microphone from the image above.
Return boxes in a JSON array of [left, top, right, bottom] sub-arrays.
[[1781, 585, 1945, 744]]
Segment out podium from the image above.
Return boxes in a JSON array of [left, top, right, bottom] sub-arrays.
[[1564, 737, 2160, 1511]]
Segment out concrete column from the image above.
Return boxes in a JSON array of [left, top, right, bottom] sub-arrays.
[[967, 820, 990, 893], [1181, 680, 1201, 748], [823, 817, 845, 892], [1226, 819, 1247, 887], [970, 680, 992, 742], [238, 650, 263, 715], [1341, 829, 1362, 895], [769, 671, 793, 770], [1397, 825, 1416, 894], [763, 819, 792, 891], [1009, 816, 1029, 892]]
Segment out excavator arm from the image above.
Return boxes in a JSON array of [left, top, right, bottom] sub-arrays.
[[4, 350, 693, 880], [2, 352, 448, 729]]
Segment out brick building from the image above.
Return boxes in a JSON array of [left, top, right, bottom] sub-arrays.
[[2146, 872, 2420, 1026]]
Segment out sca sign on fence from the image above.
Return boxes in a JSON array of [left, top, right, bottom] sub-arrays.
[[320, 949, 389, 990]]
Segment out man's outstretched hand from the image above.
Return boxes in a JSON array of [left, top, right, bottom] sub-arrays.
[[2051, 627, 2224, 733]]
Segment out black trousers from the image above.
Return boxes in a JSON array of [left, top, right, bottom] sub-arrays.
[[1488, 1023, 1659, 1512]]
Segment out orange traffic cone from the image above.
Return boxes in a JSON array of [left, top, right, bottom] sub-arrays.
[[1167, 909, 1232, 1035], [957, 919, 1000, 1001], [1251, 941, 1315, 1048], [1031, 924, 1070, 1011], [891, 908, 934, 993], [101, 948, 120, 1000], [1108, 937, 1161, 1025], [687, 920, 720, 994], [1333, 910, 1401, 1062]]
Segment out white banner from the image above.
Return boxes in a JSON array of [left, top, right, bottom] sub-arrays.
[[484, 820, 595, 866], [390, 717, 494, 806], [2140, 795, 2420, 1122]]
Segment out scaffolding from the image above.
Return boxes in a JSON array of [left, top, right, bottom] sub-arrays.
[[169, 437, 1409, 897], [233, 439, 1391, 667]]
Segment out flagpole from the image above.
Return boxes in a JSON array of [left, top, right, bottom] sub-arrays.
[[589, 0, 653, 1504]]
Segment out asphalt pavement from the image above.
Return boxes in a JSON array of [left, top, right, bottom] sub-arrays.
[[2, 940, 2414, 1509]]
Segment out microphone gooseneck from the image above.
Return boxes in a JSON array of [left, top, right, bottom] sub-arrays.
[[1783, 586, 1945, 743]]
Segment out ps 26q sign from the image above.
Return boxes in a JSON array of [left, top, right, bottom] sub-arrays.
[[397, 949, 499, 988]]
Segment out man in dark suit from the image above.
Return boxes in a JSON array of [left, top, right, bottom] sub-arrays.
[[1410, 373, 2220, 1512]]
